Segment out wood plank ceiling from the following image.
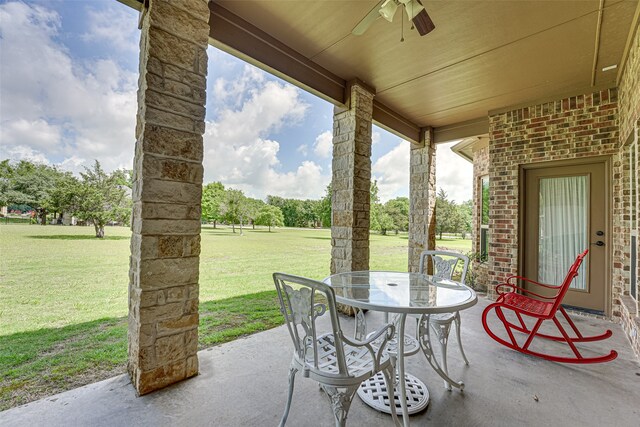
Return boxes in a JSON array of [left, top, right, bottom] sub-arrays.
[[118, 0, 638, 141], [213, 0, 638, 142]]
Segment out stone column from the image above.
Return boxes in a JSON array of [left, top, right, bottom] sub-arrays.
[[408, 128, 436, 272], [331, 81, 374, 275], [128, 0, 210, 395]]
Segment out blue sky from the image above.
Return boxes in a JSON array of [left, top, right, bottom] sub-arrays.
[[0, 0, 472, 202]]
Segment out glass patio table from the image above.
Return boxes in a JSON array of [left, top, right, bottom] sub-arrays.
[[323, 271, 477, 425]]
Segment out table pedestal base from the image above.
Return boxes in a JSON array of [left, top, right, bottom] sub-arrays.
[[357, 372, 429, 415]]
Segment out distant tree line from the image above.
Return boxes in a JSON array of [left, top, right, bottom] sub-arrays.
[[202, 182, 473, 238], [2, 159, 473, 239], [200, 182, 317, 233], [200, 180, 414, 236], [0, 159, 131, 238]]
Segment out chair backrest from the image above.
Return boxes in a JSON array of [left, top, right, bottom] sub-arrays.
[[419, 250, 470, 283], [550, 249, 589, 312], [273, 272, 348, 375]]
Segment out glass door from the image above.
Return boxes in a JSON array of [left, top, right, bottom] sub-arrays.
[[537, 176, 588, 290], [524, 161, 608, 313]]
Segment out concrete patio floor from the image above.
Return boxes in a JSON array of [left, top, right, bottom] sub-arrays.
[[1, 297, 638, 427]]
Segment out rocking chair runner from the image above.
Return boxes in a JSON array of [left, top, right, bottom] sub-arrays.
[[482, 249, 617, 364]]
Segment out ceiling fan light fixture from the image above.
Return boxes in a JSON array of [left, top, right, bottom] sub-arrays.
[[379, 0, 399, 22], [352, 0, 435, 37], [403, 0, 425, 20], [412, 8, 435, 35]]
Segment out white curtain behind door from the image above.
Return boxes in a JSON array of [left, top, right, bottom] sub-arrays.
[[538, 175, 587, 290]]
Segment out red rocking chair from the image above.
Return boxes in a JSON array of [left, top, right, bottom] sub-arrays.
[[482, 249, 617, 363]]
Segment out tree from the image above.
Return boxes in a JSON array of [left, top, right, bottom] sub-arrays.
[[221, 189, 247, 234], [459, 200, 473, 239], [0, 160, 12, 208], [116, 169, 134, 190], [72, 161, 131, 238], [201, 182, 225, 227], [255, 205, 285, 231], [436, 188, 455, 239], [384, 197, 409, 234], [301, 199, 320, 228], [435, 189, 473, 239], [44, 172, 79, 222], [0, 160, 68, 225], [376, 210, 395, 235], [266, 195, 288, 224], [318, 184, 332, 228], [245, 197, 265, 229], [370, 180, 384, 233], [283, 198, 303, 227], [267, 196, 314, 227], [449, 205, 465, 238]]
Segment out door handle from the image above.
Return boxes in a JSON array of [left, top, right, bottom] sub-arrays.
[[591, 241, 605, 247]]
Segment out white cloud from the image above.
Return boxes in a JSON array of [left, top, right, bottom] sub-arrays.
[[313, 130, 333, 158], [211, 65, 266, 110], [296, 144, 308, 156], [59, 155, 88, 175], [0, 2, 138, 173], [373, 140, 410, 202], [203, 69, 330, 199], [436, 141, 473, 203], [209, 79, 307, 144], [372, 131, 381, 145], [1, 119, 62, 151], [81, 4, 139, 52], [4, 145, 51, 165], [258, 160, 327, 199], [371, 139, 473, 204]]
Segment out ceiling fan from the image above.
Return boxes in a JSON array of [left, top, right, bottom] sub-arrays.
[[352, 0, 435, 37]]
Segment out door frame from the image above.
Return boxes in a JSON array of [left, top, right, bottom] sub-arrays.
[[518, 156, 612, 316]]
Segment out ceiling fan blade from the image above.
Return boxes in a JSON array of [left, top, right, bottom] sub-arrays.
[[352, 0, 386, 36], [412, 9, 435, 36]]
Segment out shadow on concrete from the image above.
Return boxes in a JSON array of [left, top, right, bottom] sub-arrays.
[[2, 298, 637, 426]]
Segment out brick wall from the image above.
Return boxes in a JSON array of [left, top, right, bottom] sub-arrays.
[[619, 24, 640, 146], [471, 144, 489, 290], [488, 89, 621, 318], [617, 22, 640, 358]]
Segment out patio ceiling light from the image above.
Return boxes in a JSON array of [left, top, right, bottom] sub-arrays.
[[601, 64, 617, 72], [379, 0, 398, 22], [400, 0, 425, 20], [352, 0, 435, 37]]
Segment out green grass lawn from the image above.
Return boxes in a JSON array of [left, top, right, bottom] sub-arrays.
[[434, 235, 475, 252], [0, 224, 470, 409], [0, 216, 32, 225]]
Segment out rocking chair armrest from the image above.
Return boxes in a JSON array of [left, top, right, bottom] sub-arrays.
[[507, 275, 561, 290], [495, 282, 556, 300], [495, 282, 525, 295]]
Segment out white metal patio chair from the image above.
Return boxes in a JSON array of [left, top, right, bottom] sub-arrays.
[[417, 250, 470, 390], [273, 273, 400, 427]]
